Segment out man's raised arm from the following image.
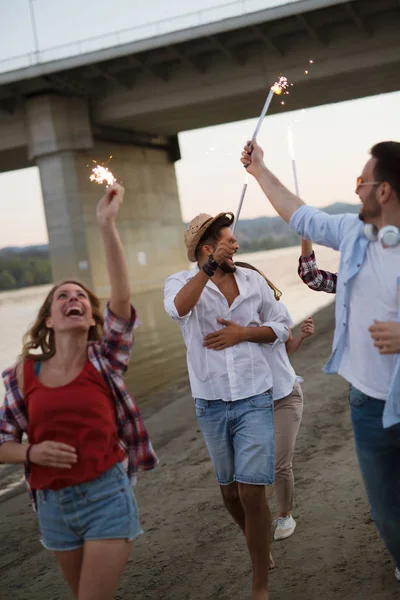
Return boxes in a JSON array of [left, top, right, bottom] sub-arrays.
[[164, 239, 236, 319], [170, 270, 211, 318], [241, 139, 359, 251], [241, 139, 305, 223]]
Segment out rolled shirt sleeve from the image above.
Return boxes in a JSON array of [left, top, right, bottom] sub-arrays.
[[263, 301, 293, 345], [257, 278, 293, 343], [263, 320, 290, 343], [298, 251, 338, 293], [98, 303, 138, 376], [164, 272, 192, 325]]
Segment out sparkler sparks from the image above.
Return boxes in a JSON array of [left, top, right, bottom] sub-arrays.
[[305, 59, 314, 75], [89, 163, 116, 186], [271, 76, 290, 96]]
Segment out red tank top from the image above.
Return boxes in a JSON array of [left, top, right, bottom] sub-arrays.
[[24, 359, 124, 490]]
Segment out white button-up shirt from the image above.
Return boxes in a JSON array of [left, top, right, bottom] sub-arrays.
[[164, 266, 291, 401], [262, 302, 296, 401]]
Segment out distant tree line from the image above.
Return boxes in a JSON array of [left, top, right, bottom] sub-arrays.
[[237, 233, 300, 253], [0, 248, 52, 291], [0, 235, 301, 292]]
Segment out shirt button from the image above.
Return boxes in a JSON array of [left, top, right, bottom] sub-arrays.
[[357, 263, 361, 267]]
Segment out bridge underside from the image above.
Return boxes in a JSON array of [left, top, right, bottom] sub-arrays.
[[0, 0, 399, 148], [100, 49, 400, 135]]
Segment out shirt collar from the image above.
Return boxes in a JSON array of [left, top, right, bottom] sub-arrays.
[[190, 263, 251, 305]]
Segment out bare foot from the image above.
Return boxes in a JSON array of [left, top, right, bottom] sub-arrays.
[[269, 552, 275, 569]]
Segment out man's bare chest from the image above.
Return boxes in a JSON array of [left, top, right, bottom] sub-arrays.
[[213, 280, 239, 307]]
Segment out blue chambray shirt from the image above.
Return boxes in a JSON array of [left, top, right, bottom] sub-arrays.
[[290, 205, 400, 429]]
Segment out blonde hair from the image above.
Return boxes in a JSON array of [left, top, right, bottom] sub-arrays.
[[22, 280, 104, 361], [234, 261, 282, 301]]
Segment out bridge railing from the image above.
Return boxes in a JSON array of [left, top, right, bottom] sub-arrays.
[[0, 0, 299, 75]]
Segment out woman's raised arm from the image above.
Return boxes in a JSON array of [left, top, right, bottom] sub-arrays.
[[97, 183, 131, 320]]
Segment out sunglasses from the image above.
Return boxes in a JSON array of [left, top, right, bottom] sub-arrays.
[[356, 176, 381, 188]]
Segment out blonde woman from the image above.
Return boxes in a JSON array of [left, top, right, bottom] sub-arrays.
[[0, 183, 157, 600]]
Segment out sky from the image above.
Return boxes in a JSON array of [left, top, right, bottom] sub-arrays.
[[0, 1, 400, 247]]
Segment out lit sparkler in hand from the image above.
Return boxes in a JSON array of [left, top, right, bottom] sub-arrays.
[[232, 75, 291, 231], [233, 62, 315, 229]]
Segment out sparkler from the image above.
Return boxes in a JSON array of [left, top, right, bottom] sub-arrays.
[[232, 76, 290, 232], [287, 126, 300, 196], [250, 76, 290, 142], [286, 61, 313, 195]]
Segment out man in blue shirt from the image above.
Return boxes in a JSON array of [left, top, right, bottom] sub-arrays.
[[241, 139, 400, 582]]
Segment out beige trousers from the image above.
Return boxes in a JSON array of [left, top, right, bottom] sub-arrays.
[[273, 381, 304, 514]]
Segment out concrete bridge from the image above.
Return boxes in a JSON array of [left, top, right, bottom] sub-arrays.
[[1, 0, 399, 295]]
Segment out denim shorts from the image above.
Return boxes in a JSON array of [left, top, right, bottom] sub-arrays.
[[195, 390, 274, 486], [36, 462, 142, 552]]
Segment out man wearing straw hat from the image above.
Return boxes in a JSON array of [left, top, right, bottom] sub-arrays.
[[164, 212, 291, 600], [241, 138, 400, 584]]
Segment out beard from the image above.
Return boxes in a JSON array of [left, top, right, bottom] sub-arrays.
[[359, 189, 381, 223], [219, 259, 236, 273]]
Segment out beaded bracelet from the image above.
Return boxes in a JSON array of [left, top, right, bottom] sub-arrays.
[[202, 254, 219, 277]]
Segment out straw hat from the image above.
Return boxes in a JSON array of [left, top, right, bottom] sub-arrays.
[[184, 212, 235, 262]]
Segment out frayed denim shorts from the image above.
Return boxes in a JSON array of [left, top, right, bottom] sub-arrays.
[[195, 390, 275, 486], [36, 462, 142, 552]]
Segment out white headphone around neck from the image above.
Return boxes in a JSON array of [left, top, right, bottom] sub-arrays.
[[363, 224, 400, 247]]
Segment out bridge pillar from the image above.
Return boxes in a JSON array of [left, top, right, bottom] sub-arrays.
[[25, 94, 187, 295]]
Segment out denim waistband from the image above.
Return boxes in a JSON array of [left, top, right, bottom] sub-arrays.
[[36, 462, 125, 503]]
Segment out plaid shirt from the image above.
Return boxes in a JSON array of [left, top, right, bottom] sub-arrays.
[[297, 251, 337, 294], [0, 303, 158, 510]]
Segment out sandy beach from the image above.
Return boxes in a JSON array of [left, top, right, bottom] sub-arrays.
[[0, 303, 397, 600]]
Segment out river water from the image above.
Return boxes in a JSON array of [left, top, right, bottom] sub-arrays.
[[0, 245, 340, 400]]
